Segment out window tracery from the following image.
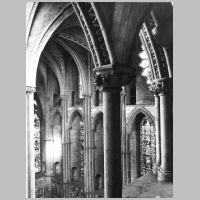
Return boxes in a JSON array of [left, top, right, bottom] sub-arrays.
[[140, 117, 156, 175]]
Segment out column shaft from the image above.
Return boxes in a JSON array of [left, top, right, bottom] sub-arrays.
[[154, 94, 161, 173], [83, 95, 94, 197], [61, 95, 68, 197], [103, 87, 122, 197], [26, 88, 35, 198], [158, 92, 173, 182]]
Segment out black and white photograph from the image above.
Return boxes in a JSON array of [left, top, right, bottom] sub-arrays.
[[26, 1, 173, 198]]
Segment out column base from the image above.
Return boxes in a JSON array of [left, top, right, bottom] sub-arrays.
[[158, 167, 173, 182]]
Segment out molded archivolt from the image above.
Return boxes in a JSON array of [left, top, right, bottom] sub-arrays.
[[72, 2, 114, 68], [126, 107, 155, 134], [138, 20, 171, 80]]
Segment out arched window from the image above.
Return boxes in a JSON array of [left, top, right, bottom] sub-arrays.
[[140, 117, 156, 175], [34, 100, 41, 173]]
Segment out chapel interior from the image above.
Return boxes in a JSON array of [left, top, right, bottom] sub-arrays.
[[26, 2, 173, 198]]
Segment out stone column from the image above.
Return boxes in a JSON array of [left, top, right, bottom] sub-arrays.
[[157, 78, 173, 182], [94, 64, 134, 198], [63, 126, 72, 197], [150, 78, 173, 182], [149, 84, 161, 174], [26, 86, 36, 198], [154, 94, 161, 173], [121, 87, 127, 186], [61, 94, 69, 197], [83, 94, 95, 197], [103, 86, 122, 197]]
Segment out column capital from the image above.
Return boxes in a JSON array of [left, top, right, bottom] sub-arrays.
[[93, 63, 134, 88], [26, 86, 36, 94], [121, 86, 127, 96], [149, 77, 172, 95]]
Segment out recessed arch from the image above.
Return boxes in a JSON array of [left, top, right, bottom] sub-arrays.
[[92, 111, 104, 191], [92, 111, 103, 130], [50, 107, 62, 126], [68, 108, 84, 126], [126, 107, 155, 182], [127, 107, 155, 134]]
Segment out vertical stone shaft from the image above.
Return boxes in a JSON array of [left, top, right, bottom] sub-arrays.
[[61, 95, 68, 197], [154, 94, 161, 173], [103, 87, 122, 198], [83, 96, 89, 196], [26, 87, 35, 198], [121, 87, 126, 185], [158, 90, 173, 182], [83, 95, 94, 197]]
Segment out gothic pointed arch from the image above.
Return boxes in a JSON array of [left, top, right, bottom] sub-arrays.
[[68, 108, 84, 126], [55, 38, 89, 96], [126, 107, 156, 182], [127, 107, 155, 133], [41, 51, 64, 94], [92, 111, 103, 130], [50, 107, 62, 126]]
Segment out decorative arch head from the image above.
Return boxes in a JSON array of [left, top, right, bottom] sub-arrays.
[[92, 111, 103, 131], [126, 107, 155, 134], [50, 107, 62, 126], [68, 108, 84, 126]]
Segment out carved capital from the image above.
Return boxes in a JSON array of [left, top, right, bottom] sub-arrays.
[[121, 86, 127, 96], [26, 86, 36, 94], [149, 78, 172, 95], [94, 63, 134, 88]]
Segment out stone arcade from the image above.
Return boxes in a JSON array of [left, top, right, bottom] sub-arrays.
[[26, 2, 173, 198]]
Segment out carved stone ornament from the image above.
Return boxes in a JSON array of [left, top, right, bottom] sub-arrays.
[[72, 2, 111, 68], [149, 78, 172, 95], [94, 64, 134, 88], [26, 86, 36, 94]]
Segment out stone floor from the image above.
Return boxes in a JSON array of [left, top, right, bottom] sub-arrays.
[[122, 172, 173, 198]]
